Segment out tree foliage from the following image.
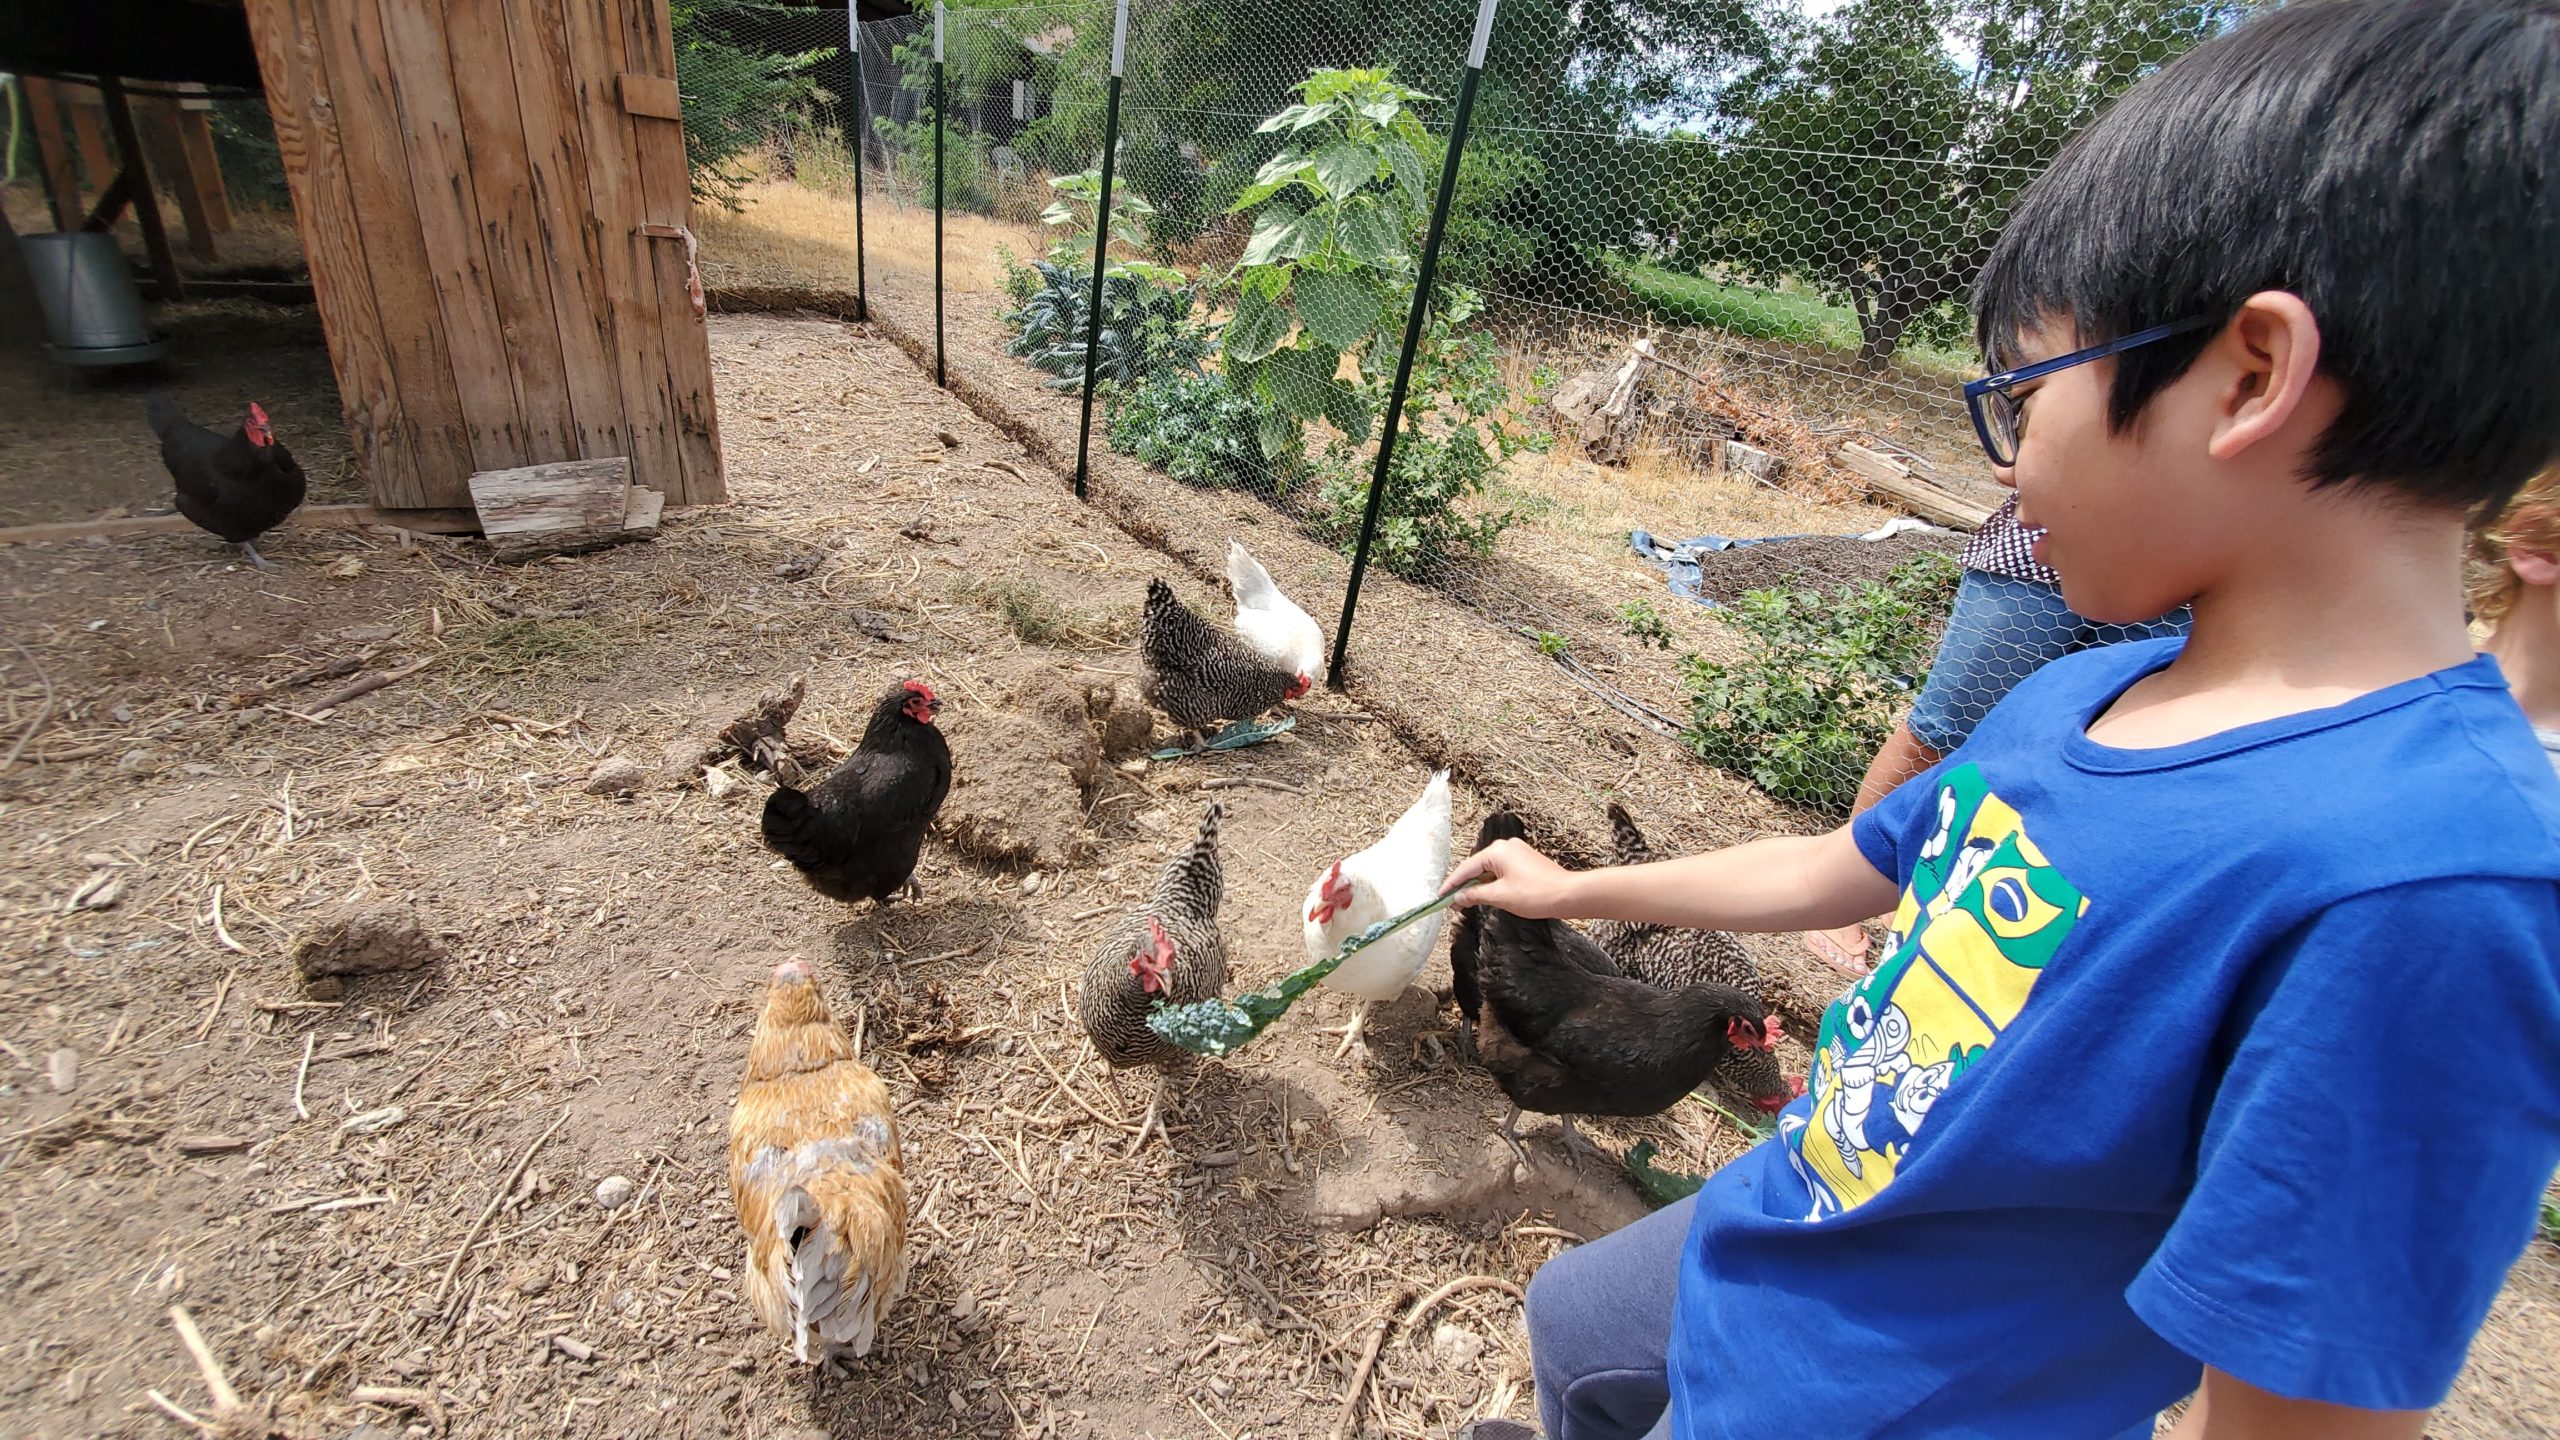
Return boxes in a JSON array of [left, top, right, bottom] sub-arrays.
[[1669, 0, 2255, 370]]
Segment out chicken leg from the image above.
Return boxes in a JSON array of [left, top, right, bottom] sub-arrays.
[[236, 540, 273, 571], [1328, 999, 1373, 1060], [1497, 1106, 1532, 1169]]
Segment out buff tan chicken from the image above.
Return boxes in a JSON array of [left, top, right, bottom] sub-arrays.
[[729, 958, 909, 1364]]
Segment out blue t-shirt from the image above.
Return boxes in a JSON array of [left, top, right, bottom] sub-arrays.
[[1668, 640, 2560, 1438]]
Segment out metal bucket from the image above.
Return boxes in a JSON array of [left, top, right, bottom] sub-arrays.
[[19, 232, 168, 366]]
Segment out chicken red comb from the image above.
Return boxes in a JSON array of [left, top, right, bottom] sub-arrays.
[[1762, 1014, 1786, 1047], [772, 958, 812, 985], [1726, 1015, 1776, 1052], [902, 680, 936, 700], [247, 401, 269, 425]]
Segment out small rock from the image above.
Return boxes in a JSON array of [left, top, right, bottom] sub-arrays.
[[728, 1353, 756, 1374], [116, 748, 155, 773], [1205, 1377, 1235, 1400], [69, 871, 122, 911], [935, 430, 961, 448], [305, 976, 346, 1002], [1019, 872, 1044, 896], [511, 1267, 552, 1297], [703, 763, 740, 800], [584, 756, 648, 797], [594, 1175, 636, 1209], [1433, 1322, 1487, 1369], [48, 1048, 78, 1093], [111, 704, 134, 723]]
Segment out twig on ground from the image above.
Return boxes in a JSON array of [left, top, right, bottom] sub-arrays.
[[2, 639, 57, 771], [309, 657, 433, 716], [1399, 1275, 1525, 1333], [291, 1033, 315, 1119], [1330, 1287, 1414, 1440], [432, 1111, 568, 1311], [1201, 776, 1307, 796], [167, 1305, 242, 1413], [207, 886, 250, 956], [193, 970, 237, 1042]]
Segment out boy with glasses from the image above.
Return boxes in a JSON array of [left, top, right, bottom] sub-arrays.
[[1446, 3, 2560, 1437]]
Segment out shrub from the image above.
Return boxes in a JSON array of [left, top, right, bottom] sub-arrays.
[[1619, 599, 1673, 649], [1107, 371, 1261, 490], [670, 0, 829, 208], [1679, 553, 1960, 816], [1003, 259, 1208, 391]]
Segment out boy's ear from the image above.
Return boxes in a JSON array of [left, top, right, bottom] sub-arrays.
[[2203, 291, 2328, 465], [2510, 545, 2560, 589]]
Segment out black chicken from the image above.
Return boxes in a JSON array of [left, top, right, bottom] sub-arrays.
[[1589, 803, 1795, 1115], [762, 680, 953, 907], [147, 395, 307, 570], [1450, 811, 1779, 1164], [1138, 577, 1307, 737]]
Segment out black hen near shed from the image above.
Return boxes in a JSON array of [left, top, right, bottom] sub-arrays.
[[148, 394, 307, 569]]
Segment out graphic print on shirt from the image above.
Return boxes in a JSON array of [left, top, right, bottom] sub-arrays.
[[1783, 763, 2086, 1218]]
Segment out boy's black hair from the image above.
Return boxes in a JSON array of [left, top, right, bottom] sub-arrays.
[[1974, 0, 2560, 517]]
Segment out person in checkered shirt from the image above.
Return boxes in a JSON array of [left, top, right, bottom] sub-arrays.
[[1804, 493, 2189, 973]]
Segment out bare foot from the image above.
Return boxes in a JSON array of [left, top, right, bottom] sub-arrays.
[[1805, 924, 1872, 978]]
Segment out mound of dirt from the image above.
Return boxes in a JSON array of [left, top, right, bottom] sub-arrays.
[[293, 902, 443, 981], [939, 667, 1153, 870], [1683, 531, 1959, 608]]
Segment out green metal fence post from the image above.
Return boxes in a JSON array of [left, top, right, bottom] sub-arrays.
[[849, 5, 868, 323], [932, 0, 946, 387], [1070, 0, 1132, 501], [1327, 0, 1500, 690]]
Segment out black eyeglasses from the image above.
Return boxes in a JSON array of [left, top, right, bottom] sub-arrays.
[[1962, 316, 2219, 467]]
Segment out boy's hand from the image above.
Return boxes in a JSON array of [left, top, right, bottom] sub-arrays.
[[1442, 838, 1579, 916]]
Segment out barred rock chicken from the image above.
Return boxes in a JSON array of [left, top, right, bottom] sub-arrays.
[[730, 958, 908, 1364], [1226, 540, 1324, 692], [1079, 803, 1229, 1138], [1302, 770, 1451, 1058], [762, 681, 952, 907], [1451, 812, 1780, 1162], [1589, 803, 1796, 1114], [147, 395, 307, 569], [1140, 577, 1308, 738]]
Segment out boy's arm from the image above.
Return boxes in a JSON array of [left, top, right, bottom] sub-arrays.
[[2165, 1368, 2425, 1440], [1442, 823, 1904, 934]]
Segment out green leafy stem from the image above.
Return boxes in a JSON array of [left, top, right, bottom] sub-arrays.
[[1145, 878, 1482, 1056]]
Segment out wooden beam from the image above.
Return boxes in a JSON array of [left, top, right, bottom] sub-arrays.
[[1836, 443, 1995, 530], [0, 504, 481, 547], [137, 96, 219, 262], [18, 77, 84, 230], [615, 73, 680, 120], [468, 457, 649, 560], [173, 86, 235, 232], [96, 77, 183, 302], [58, 86, 118, 200]]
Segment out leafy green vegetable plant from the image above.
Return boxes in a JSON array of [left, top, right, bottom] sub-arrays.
[[1680, 553, 1959, 815], [1619, 599, 1674, 649], [1106, 371, 1262, 489]]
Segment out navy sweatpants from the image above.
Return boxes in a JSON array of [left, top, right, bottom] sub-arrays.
[[1524, 1193, 1697, 1440]]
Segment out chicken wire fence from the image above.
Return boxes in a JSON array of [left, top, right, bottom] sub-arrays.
[[681, 0, 2248, 826]]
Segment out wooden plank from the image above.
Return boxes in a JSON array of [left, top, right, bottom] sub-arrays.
[[562, 0, 683, 499], [1836, 443, 1995, 530], [618, 0, 726, 505], [620, 484, 664, 536], [58, 87, 118, 201], [0, 504, 480, 547], [443, 0, 578, 468], [468, 457, 639, 559], [246, 0, 424, 507], [374, 0, 527, 472], [615, 73, 681, 120], [292, 0, 475, 506], [137, 97, 220, 262], [173, 89, 236, 232], [501, 0, 630, 465], [19, 78, 84, 230], [97, 78, 184, 302]]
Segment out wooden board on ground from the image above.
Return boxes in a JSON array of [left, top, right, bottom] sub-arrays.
[[468, 457, 662, 560], [1836, 443, 1995, 530]]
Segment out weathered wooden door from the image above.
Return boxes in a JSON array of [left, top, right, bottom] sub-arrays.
[[245, 0, 722, 509]]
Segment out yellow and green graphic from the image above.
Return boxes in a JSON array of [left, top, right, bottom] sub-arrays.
[[1783, 764, 2087, 1217]]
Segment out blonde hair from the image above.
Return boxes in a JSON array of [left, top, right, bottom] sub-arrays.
[[2470, 468, 2560, 626]]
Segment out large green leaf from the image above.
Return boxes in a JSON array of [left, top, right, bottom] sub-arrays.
[[1336, 198, 1409, 270], [1255, 103, 1320, 134], [1239, 207, 1324, 268], [1312, 139, 1376, 202], [1263, 345, 1341, 420], [1321, 379, 1375, 446], [1293, 269, 1379, 352], [1381, 139, 1429, 209], [1224, 285, 1290, 364], [1230, 154, 1314, 212], [1255, 408, 1298, 461]]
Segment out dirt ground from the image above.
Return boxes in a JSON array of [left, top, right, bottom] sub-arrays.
[[4, 312, 2555, 1440]]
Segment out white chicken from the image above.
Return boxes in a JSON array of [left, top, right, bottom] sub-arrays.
[[1226, 540, 1325, 691], [1301, 770, 1452, 1057]]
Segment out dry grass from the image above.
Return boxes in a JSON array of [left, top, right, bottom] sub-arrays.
[[693, 182, 1044, 298]]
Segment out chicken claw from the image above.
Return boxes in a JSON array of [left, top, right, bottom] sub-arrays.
[[238, 540, 274, 571]]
